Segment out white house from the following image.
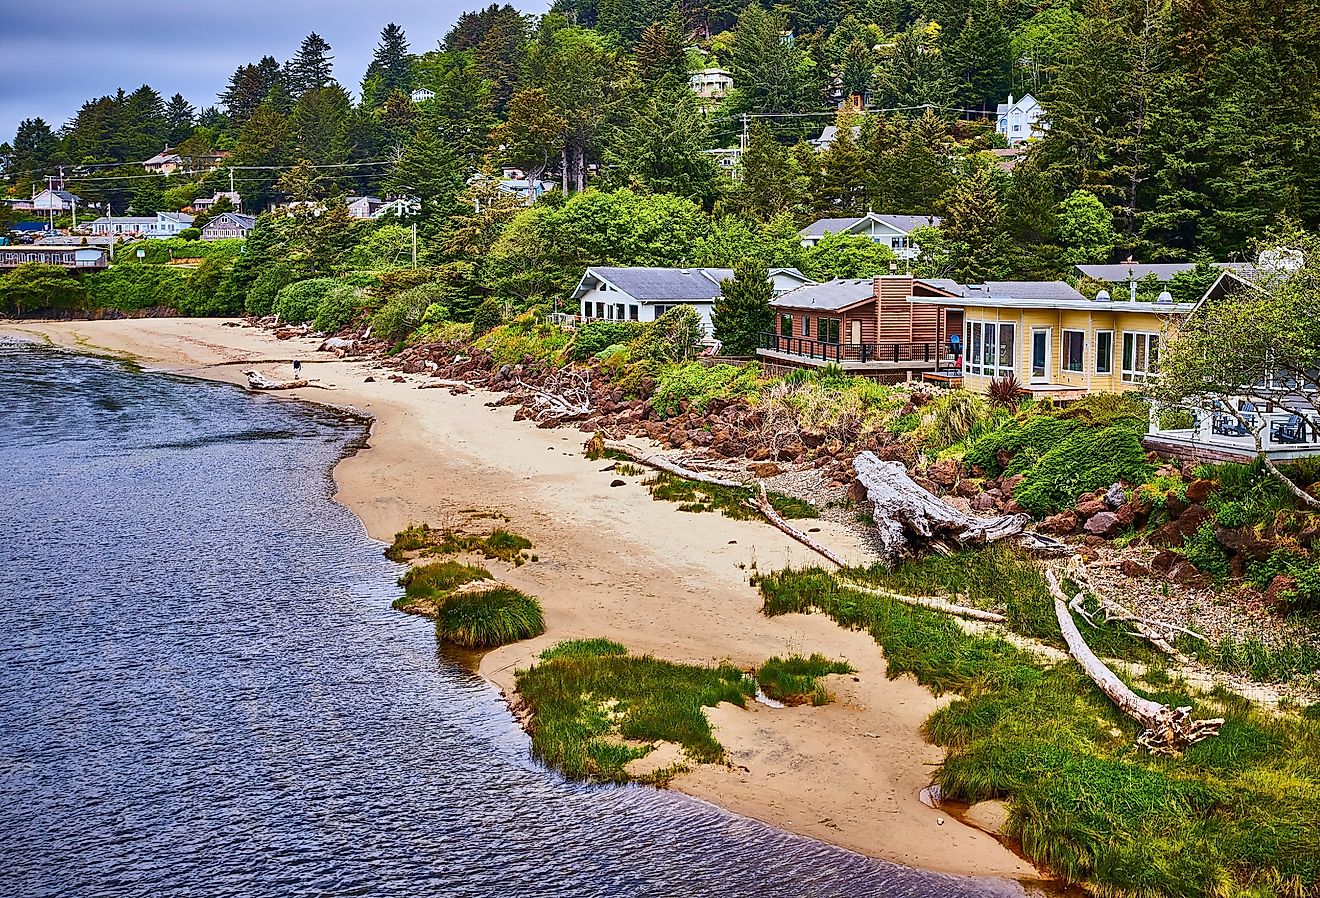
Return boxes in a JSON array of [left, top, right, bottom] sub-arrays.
[[798, 212, 941, 260], [347, 196, 384, 219], [87, 211, 195, 239], [810, 124, 861, 150], [32, 189, 80, 213], [191, 191, 242, 213], [689, 68, 733, 101], [142, 148, 184, 175], [996, 94, 1047, 145], [410, 88, 435, 103], [200, 212, 256, 241], [572, 266, 814, 335]]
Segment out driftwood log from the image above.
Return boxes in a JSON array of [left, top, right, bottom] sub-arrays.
[[1046, 569, 1222, 755], [753, 483, 849, 567], [243, 370, 309, 391], [597, 439, 747, 488], [519, 369, 592, 422], [853, 451, 1070, 567], [1060, 555, 1204, 658]]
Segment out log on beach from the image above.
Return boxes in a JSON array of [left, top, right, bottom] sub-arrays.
[[243, 370, 309, 390]]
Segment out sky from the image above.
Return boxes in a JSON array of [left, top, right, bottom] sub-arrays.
[[0, 0, 546, 142]]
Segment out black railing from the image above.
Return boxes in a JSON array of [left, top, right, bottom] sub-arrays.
[[758, 332, 939, 365]]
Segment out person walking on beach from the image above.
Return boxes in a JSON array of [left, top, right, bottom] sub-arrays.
[[292, 359, 302, 379]]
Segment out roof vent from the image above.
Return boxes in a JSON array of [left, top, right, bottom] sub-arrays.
[[1156, 290, 1173, 304], [1095, 289, 1111, 302]]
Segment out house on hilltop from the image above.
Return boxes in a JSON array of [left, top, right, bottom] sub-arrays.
[[798, 213, 941, 260], [32, 189, 80, 213], [200, 212, 256, 241], [996, 94, 1047, 144], [689, 68, 733, 101], [572, 266, 812, 335]]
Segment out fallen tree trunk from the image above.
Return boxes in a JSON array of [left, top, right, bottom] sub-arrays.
[[595, 438, 746, 488], [518, 369, 592, 421], [243, 370, 309, 391], [1046, 568, 1222, 755], [842, 581, 1008, 623], [853, 452, 1070, 567], [1059, 556, 1202, 658], [752, 483, 848, 567], [417, 379, 471, 391]]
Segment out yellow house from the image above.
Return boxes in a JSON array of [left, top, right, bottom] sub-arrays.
[[910, 281, 1195, 397]]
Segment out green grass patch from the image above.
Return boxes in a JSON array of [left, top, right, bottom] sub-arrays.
[[644, 472, 817, 520], [756, 654, 854, 705], [394, 560, 491, 615], [1180, 634, 1320, 685], [385, 522, 534, 565], [756, 562, 1320, 896], [515, 642, 755, 783], [436, 586, 546, 648]]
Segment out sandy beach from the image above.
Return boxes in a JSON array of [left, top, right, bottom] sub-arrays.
[[2, 317, 1038, 885]]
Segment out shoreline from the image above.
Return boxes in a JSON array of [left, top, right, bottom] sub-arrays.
[[1, 317, 1040, 886]]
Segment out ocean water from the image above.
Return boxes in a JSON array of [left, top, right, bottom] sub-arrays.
[[0, 341, 1019, 898]]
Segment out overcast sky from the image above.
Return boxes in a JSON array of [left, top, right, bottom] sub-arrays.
[[0, 0, 546, 142]]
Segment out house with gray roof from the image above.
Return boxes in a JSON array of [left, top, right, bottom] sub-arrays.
[[799, 212, 942, 260], [200, 212, 257, 241], [1075, 261, 1252, 284], [571, 266, 813, 337], [87, 211, 194, 239]]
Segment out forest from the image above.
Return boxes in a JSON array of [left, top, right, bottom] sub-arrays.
[[1, 0, 1318, 320]]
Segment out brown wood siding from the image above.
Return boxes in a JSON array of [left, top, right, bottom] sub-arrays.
[[875, 277, 914, 342]]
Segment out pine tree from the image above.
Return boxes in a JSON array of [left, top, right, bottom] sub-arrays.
[[286, 33, 335, 98], [475, 12, 531, 112], [818, 114, 869, 215], [602, 87, 719, 201], [728, 5, 816, 115], [164, 94, 195, 145], [939, 164, 1009, 282], [635, 12, 689, 86], [130, 177, 166, 215], [713, 259, 774, 355], [726, 121, 804, 221], [942, 0, 1013, 110], [839, 39, 876, 101], [361, 24, 411, 108], [884, 112, 953, 213]]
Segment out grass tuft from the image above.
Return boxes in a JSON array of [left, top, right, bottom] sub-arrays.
[[515, 642, 755, 783], [436, 586, 545, 648], [393, 560, 491, 615], [386, 522, 535, 566], [645, 472, 817, 520], [757, 654, 854, 705]]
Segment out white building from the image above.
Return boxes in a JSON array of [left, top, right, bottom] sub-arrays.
[[191, 191, 242, 213], [410, 88, 435, 103], [996, 94, 1047, 145], [572, 266, 813, 335], [798, 213, 942, 260], [32, 189, 80, 213], [86, 212, 195, 239], [689, 68, 733, 101], [347, 196, 384, 219]]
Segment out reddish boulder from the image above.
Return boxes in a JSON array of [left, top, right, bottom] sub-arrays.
[[928, 459, 960, 489], [1166, 494, 1189, 518], [954, 479, 982, 499], [1120, 558, 1150, 578], [750, 462, 783, 478], [1039, 511, 1080, 536], [971, 493, 998, 512], [847, 479, 869, 503], [1150, 550, 1179, 574], [1001, 474, 1025, 494], [1076, 497, 1108, 518], [1213, 525, 1274, 561], [1264, 575, 1298, 608], [1185, 478, 1217, 504], [1084, 511, 1122, 537]]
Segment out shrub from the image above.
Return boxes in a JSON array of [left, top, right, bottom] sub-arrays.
[[1012, 425, 1153, 516], [273, 277, 339, 324], [1058, 392, 1149, 431], [470, 298, 503, 338], [1181, 521, 1232, 580], [986, 373, 1022, 410], [756, 654, 854, 706], [85, 264, 189, 312], [244, 264, 299, 316], [632, 305, 705, 363], [650, 362, 760, 418], [312, 283, 360, 333], [476, 315, 572, 367], [1157, 407, 1196, 430], [569, 319, 647, 360], [963, 414, 1077, 475], [919, 391, 994, 452], [436, 586, 546, 648], [177, 227, 202, 241], [369, 281, 446, 343]]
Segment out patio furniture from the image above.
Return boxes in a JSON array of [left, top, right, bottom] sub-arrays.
[[1211, 414, 1250, 437], [1271, 415, 1308, 444]]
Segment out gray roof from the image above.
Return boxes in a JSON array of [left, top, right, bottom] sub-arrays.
[[204, 213, 256, 229], [976, 281, 1085, 301], [771, 278, 875, 311], [1075, 262, 1251, 282], [579, 267, 734, 302], [799, 213, 942, 238]]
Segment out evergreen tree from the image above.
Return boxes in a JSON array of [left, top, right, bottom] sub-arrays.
[[602, 87, 720, 201], [713, 259, 774, 355], [728, 6, 817, 115], [129, 177, 167, 215], [475, 11, 531, 112], [292, 85, 352, 168], [165, 94, 195, 145], [9, 118, 60, 184], [361, 24, 411, 109], [220, 57, 285, 124], [492, 89, 567, 185], [939, 163, 1009, 282], [387, 127, 466, 225], [942, 0, 1013, 110], [286, 33, 335, 98], [817, 114, 869, 215], [725, 121, 805, 221], [123, 85, 169, 159], [839, 39, 877, 101], [882, 112, 953, 213], [635, 12, 690, 86], [1057, 189, 1118, 264]]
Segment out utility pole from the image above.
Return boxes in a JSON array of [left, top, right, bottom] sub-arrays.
[[229, 167, 235, 194], [411, 222, 417, 269]]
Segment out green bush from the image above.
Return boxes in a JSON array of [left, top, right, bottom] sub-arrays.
[[436, 586, 546, 648], [312, 284, 360, 333], [1181, 521, 1232, 580], [964, 414, 1078, 476], [244, 264, 299, 316], [177, 227, 202, 241], [756, 654, 854, 706], [273, 277, 339, 324], [470, 298, 503, 338], [569, 319, 647, 360], [476, 315, 572, 367], [650, 362, 760, 418], [369, 281, 447, 343], [85, 264, 189, 312], [1248, 549, 1320, 612], [118, 237, 243, 263], [1012, 425, 1153, 516], [632, 306, 706, 364]]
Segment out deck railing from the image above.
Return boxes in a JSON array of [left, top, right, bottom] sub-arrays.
[[758, 332, 940, 365]]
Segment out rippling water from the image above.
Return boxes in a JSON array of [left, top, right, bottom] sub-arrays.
[[0, 341, 1019, 898]]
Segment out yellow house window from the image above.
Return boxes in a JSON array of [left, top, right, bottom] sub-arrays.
[[965, 319, 1014, 376], [1062, 330, 1085, 372], [1122, 332, 1160, 383], [1096, 331, 1113, 374]]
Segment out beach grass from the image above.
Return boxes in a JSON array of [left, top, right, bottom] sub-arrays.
[[756, 562, 1320, 896], [393, 560, 492, 615], [756, 654, 854, 706], [436, 586, 545, 648], [385, 522, 534, 566], [515, 640, 755, 784], [644, 472, 818, 520]]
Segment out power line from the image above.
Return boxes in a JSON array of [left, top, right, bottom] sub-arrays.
[[9, 157, 395, 185]]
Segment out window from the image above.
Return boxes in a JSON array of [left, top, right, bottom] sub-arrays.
[[595, 302, 605, 318], [1062, 330, 1085, 372], [818, 318, 840, 344], [1095, 331, 1113, 374], [965, 320, 1015, 377], [802, 316, 811, 337], [629, 305, 639, 321], [780, 314, 793, 336], [1122, 332, 1160, 383], [654, 304, 675, 317]]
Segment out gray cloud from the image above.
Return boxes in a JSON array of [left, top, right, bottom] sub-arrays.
[[0, 0, 545, 140]]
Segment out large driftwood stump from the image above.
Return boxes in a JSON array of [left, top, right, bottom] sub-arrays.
[[853, 451, 1069, 566], [1046, 569, 1222, 755], [243, 370, 309, 391]]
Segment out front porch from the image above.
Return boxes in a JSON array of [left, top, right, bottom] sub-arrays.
[[1144, 404, 1320, 463]]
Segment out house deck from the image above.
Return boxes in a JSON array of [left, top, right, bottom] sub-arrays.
[[1144, 412, 1320, 463]]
